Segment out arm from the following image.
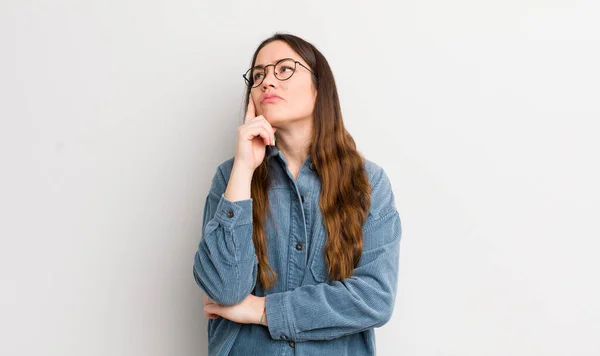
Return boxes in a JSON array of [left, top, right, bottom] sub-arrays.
[[192, 163, 258, 306], [265, 169, 402, 342]]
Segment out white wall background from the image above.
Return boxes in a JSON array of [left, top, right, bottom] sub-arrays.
[[1, 0, 599, 355]]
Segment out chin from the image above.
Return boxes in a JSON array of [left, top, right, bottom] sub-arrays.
[[261, 110, 285, 122]]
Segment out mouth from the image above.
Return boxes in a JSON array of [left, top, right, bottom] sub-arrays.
[[261, 96, 282, 104]]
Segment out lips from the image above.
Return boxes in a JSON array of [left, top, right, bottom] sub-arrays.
[[261, 94, 282, 103]]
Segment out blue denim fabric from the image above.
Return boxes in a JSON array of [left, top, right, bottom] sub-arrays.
[[193, 144, 402, 356]]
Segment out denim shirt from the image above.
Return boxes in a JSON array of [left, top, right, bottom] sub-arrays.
[[193, 144, 402, 356]]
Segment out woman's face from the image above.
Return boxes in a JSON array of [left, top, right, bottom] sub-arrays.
[[251, 40, 316, 127]]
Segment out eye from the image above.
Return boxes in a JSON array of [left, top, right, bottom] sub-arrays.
[[280, 65, 294, 73], [253, 72, 264, 80]]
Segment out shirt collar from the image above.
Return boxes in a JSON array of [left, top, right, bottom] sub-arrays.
[[266, 144, 315, 172], [266, 144, 280, 161]]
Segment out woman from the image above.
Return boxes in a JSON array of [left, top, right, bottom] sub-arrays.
[[193, 33, 402, 356]]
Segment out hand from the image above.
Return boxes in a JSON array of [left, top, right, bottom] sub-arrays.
[[203, 294, 219, 320], [203, 293, 267, 325], [233, 94, 277, 173]]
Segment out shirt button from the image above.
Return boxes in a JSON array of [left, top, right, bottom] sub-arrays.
[[309, 163, 315, 171], [289, 341, 295, 348], [226, 209, 234, 218], [280, 334, 288, 340], [296, 243, 303, 251], [301, 195, 305, 203]]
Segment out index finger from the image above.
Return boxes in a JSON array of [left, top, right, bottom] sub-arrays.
[[245, 94, 256, 123]]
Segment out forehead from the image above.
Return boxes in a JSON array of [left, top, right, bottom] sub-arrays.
[[254, 40, 301, 66]]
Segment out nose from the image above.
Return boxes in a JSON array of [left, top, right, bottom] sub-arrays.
[[261, 65, 278, 89]]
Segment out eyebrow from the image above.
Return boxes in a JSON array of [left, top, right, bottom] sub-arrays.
[[253, 58, 291, 69]]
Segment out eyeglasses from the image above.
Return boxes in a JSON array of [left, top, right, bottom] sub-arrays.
[[243, 58, 315, 88]]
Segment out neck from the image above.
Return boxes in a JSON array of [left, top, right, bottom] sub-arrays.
[[274, 118, 312, 168]]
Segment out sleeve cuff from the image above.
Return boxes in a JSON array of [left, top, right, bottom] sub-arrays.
[[266, 292, 296, 341], [213, 193, 252, 229]]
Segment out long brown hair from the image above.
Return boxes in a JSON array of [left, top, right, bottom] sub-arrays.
[[244, 33, 371, 290]]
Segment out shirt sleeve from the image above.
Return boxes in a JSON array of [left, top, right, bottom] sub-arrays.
[[265, 167, 402, 342], [192, 164, 258, 306]]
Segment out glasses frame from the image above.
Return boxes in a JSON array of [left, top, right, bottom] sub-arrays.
[[243, 57, 316, 88]]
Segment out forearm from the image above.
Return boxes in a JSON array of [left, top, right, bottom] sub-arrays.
[[265, 211, 401, 342], [265, 274, 396, 342], [193, 193, 258, 306], [224, 163, 253, 202]]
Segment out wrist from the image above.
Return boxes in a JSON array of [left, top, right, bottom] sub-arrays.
[[231, 162, 255, 179], [258, 297, 268, 326], [224, 164, 253, 202]]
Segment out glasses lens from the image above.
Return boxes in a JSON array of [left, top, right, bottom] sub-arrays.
[[251, 68, 265, 87], [275, 59, 296, 80], [244, 68, 262, 88]]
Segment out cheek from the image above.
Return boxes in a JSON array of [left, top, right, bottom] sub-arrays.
[[289, 85, 314, 111]]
